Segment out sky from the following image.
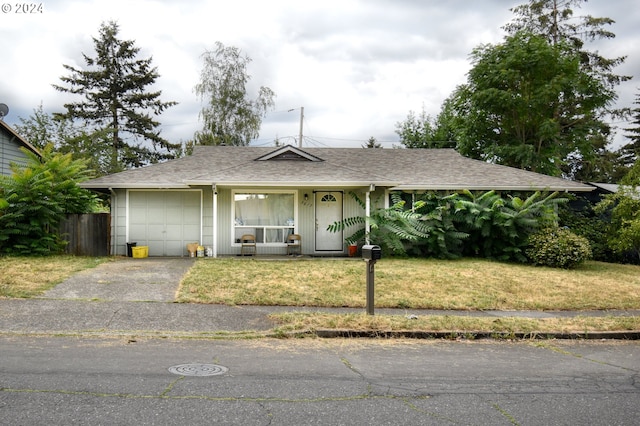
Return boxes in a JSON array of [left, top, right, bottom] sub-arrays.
[[1, 0, 638, 149]]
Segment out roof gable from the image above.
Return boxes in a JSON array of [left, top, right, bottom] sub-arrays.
[[254, 145, 324, 162]]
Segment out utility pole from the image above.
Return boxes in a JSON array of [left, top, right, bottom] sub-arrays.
[[298, 106, 304, 148]]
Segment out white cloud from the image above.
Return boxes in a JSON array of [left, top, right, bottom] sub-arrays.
[[0, 0, 637, 149]]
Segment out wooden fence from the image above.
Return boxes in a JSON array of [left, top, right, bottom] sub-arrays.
[[59, 213, 110, 256]]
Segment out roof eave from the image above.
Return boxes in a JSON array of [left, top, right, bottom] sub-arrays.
[[184, 180, 399, 188], [390, 184, 595, 192], [80, 183, 191, 190]]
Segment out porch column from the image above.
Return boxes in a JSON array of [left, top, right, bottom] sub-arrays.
[[365, 184, 374, 245], [212, 184, 218, 258]]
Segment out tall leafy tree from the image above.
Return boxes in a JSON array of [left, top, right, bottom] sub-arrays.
[[15, 105, 116, 176], [503, 0, 630, 179], [194, 41, 275, 146], [53, 20, 178, 173], [569, 143, 628, 183], [15, 103, 74, 150], [596, 160, 640, 263], [450, 31, 610, 176], [395, 105, 456, 149]]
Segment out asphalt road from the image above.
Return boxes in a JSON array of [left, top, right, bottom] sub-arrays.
[[1, 336, 638, 425]]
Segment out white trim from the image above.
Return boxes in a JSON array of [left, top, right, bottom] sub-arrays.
[[125, 189, 130, 244], [212, 184, 218, 258]]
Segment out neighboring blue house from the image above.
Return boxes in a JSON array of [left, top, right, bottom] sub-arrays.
[[0, 120, 41, 176]]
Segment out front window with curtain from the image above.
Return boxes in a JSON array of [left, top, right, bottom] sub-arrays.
[[233, 191, 295, 244]]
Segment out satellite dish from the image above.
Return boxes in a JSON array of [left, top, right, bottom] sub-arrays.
[[0, 103, 8, 120]]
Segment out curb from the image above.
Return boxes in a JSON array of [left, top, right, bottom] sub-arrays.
[[3, 329, 640, 341]]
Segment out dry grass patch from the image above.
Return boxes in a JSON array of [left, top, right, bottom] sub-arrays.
[[269, 312, 640, 335], [0, 256, 106, 298], [176, 258, 640, 311]]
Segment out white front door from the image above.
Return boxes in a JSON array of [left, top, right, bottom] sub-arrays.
[[315, 191, 343, 251]]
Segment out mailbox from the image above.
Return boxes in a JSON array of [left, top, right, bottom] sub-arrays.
[[362, 244, 382, 260]]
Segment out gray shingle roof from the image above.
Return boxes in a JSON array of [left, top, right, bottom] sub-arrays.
[[81, 145, 593, 192]]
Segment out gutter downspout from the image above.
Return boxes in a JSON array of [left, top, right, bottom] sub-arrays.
[[212, 184, 218, 258]]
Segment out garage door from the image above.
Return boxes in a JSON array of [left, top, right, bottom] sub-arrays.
[[128, 191, 201, 256]]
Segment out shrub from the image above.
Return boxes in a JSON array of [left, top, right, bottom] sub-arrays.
[[526, 227, 592, 269], [558, 201, 617, 262], [0, 144, 97, 255]]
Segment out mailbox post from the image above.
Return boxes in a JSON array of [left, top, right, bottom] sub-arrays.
[[361, 244, 381, 315]]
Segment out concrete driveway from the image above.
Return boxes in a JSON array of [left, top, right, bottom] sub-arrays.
[[41, 258, 195, 302]]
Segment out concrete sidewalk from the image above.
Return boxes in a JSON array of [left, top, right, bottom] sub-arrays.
[[2, 298, 639, 339], [1, 257, 639, 339]]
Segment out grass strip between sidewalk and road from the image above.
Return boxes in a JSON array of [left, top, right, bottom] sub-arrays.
[[268, 312, 640, 337]]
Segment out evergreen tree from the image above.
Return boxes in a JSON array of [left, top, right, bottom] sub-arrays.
[[362, 136, 382, 149], [53, 20, 178, 173], [504, 0, 629, 91], [620, 90, 640, 167]]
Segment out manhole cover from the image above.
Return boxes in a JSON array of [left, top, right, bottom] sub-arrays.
[[168, 363, 228, 377]]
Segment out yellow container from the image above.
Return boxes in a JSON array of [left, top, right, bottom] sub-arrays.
[[131, 246, 149, 258]]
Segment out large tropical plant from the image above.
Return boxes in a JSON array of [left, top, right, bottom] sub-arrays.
[[327, 190, 565, 261], [451, 190, 564, 261], [407, 192, 468, 259], [326, 192, 432, 256]]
